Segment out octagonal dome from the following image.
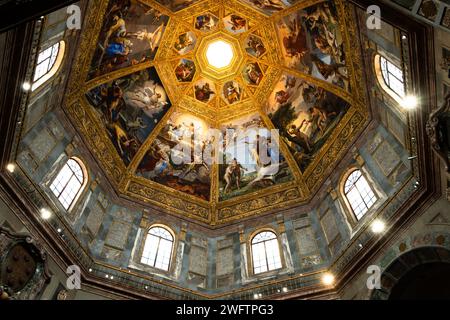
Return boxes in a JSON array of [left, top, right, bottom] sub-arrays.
[[65, 0, 369, 227]]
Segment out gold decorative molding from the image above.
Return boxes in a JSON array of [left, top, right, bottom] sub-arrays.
[[61, 0, 370, 227]]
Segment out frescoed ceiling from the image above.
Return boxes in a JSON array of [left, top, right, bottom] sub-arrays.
[[65, 0, 369, 226]]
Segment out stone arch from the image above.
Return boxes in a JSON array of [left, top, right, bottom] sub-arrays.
[[370, 245, 450, 299]]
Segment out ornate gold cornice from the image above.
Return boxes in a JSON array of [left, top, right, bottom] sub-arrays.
[[62, 0, 370, 227]]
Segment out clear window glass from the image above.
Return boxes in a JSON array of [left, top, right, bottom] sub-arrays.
[[251, 231, 282, 274], [32, 41, 65, 91], [141, 227, 174, 271], [344, 170, 377, 220], [50, 158, 86, 210], [34, 42, 60, 82], [380, 56, 405, 99]]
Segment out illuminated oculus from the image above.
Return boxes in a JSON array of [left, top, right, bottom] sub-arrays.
[[206, 40, 233, 69]]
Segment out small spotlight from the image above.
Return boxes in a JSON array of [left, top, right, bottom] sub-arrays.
[[277, 289, 281, 293], [408, 156, 417, 160], [401, 35, 407, 40], [322, 273, 335, 286], [258, 293, 262, 298], [371, 219, 386, 233], [401, 95, 418, 109], [22, 82, 31, 91], [40, 208, 52, 220], [110, 276, 114, 280], [282, 287, 288, 293], [105, 275, 109, 279], [57, 228, 62, 233], [6, 163, 15, 173], [253, 293, 259, 299], [88, 268, 93, 272]]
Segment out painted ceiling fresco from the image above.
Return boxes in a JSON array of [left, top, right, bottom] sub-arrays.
[[67, 0, 368, 225]]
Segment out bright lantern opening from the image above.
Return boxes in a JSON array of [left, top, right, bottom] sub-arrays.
[[206, 40, 233, 69]]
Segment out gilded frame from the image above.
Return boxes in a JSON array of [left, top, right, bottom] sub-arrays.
[[63, 0, 370, 226]]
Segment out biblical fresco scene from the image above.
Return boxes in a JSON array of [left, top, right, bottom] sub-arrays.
[[195, 13, 219, 32], [175, 59, 196, 82], [244, 34, 267, 58], [265, 73, 350, 171], [219, 113, 293, 201], [86, 67, 171, 165], [155, 0, 203, 12], [222, 81, 242, 105], [242, 62, 264, 86], [88, 0, 169, 79], [276, 1, 349, 89], [241, 0, 298, 15], [223, 14, 248, 35], [194, 78, 216, 103], [174, 32, 197, 55], [137, 112, 213, 201]]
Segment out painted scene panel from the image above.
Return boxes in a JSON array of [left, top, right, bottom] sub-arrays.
[[155, 0, 203, 12], [265, 73, 350, 171], [86, 67, 171, 166], [88, 0, 169, 79], [137, 112, 212, 201], [219, 113, 293, 201], [276, 1, 349, 90], [240, 0, 299, 16]]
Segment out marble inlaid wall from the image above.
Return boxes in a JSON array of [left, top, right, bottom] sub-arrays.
[[12, 2, 415, 293], [17, 113, 70, 181], [16, 88, 413, 294], [23, 3, 82, 135], [187, 236, 208, 289], [292, 215, 322, 268], [360, 125, 411, 195], [216, 238, 234, 288]]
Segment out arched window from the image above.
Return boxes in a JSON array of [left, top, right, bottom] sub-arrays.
[[375, 54, 405, 103], [141, 226, 174, 271], [32, 41, 65, 91], [344, 170, 377, 220], [49, 157, 86, 210], [251, 231, 282, 274]]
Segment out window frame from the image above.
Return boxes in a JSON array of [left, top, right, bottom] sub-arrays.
[[49, 157, 88, 212], [249, 229, 283, 276], [374, 54, 406, 105], [32, 40, 66, 92], [139, 225, 175, 273], [340, 168, 377, 224]]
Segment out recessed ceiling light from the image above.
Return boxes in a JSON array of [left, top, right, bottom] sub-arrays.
[[371, 219, 386, 233], [253, 293, 259, 299], [322, 273, 335, 286], [206, 40, 233, 69], [22, 82, 31, 91], [40, 208, 52, 220], [6, 163, 15, 173], [401, 95, 418, 109], [282, 287, 288, 293]]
